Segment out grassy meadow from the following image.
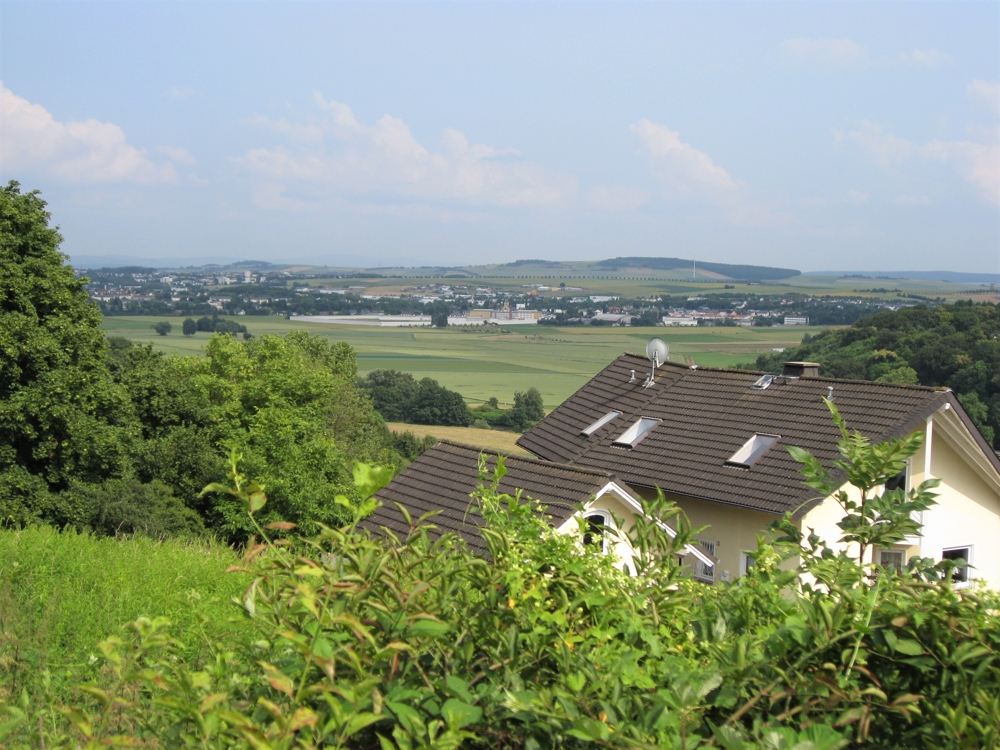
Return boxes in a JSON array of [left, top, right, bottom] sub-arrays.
[[387, 422, 530, 455], [0, 527, 252, 702], [101, 317, 828, 405]]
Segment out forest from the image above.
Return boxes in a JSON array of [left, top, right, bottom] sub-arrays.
[[750, 302, 1000, 449], [2, 182, 998, 748]]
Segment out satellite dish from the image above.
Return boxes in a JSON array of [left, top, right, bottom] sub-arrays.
[[646, 337, 669, 368]]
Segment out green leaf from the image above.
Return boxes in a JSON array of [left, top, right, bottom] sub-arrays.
[[440, 699, 482, 729], [407, 619, 450, 638], [893, 639, 925, 656], [445, 675, 475, 704], [249, 491, 267, 513]]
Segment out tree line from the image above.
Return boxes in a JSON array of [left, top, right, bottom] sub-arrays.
[[749, 301, 1000, 448]]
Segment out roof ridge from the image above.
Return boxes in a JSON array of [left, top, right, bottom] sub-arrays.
[[620, 351, 943, 392], [433, 439, 616, 478]]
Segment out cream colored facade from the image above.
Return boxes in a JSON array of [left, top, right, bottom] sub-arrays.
[[555, 403, 1000, 589], [798, 403, 1000, 588]]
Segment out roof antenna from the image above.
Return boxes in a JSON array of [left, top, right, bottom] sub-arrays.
[[826, 386, 835, 402], [629, 369, 636, 383], [644, 338, 669, 388]]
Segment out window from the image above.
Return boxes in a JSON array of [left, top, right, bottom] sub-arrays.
[[583, 512, 609, 554], [878, 548, 905, 572], [581, 410, 621, 436], [885, 467, 907, 492], [741, 551, 755, 576], [750, 374, 774, 390], [693, 540, 716, 583], [942, 547, 971, 585], [726, 434, 780, 468], [613, 417, 661, 448]]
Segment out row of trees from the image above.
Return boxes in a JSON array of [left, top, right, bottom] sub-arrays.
[[0, 182, 403, 541], [358, 369, 545, 431], [749, 301, 1000, 448]]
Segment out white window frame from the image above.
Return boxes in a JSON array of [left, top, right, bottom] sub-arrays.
[[740, 551, 755, 576], [942, 545, 973, 587], [877, 547, 906, 572], [726, 433, 780, 468], [692, 539, 716, 583], [581, 410, 622, 437], [583, 511, 611, 554], [612, 417, 661, 448]]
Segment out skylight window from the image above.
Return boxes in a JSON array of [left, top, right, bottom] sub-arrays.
[[581, 410, 622, 436], [750, 374, 775, 390], [726, 434, 780, 467], [613, 417, 661, 448]]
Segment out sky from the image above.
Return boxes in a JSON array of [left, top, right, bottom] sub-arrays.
[[1, 2, 998, 272]]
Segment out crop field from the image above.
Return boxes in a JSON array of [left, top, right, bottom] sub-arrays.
[[386, 422, 530, 455], [294, 272, 996, 304], [102, 316, 827, 405]]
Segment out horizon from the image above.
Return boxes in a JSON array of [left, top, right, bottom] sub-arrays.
[[2, 1, 998, 273]]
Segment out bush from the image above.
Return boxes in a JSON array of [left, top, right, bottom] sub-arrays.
[[152, 321, 172, 336], [182, 318, 197, 336], [9, 425, 998, 748]]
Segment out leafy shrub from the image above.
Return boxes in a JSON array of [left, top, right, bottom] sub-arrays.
[[152, 321, 172, 336], [6, 410, 997, 748]]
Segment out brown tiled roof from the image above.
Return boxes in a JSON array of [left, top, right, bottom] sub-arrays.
[[516, 354, 983, 517], [364, 440, 621, 556]]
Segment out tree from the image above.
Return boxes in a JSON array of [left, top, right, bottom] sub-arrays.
[[153, 321, 172, 336], [182, 318, 197, 336], [0, 182, 136, 498], [358, 369, 419, 422], [432, 310, 449, 328]]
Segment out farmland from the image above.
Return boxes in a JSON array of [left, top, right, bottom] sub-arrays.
[[101, 317, 829, 406]]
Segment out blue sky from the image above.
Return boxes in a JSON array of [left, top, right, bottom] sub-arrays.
[[1, 2, 998, 272]]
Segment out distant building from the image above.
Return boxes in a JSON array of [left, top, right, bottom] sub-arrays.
[[662, 316, 698, 327], [784, 316, 809, 326]]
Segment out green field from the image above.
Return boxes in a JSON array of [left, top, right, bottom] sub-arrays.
[[102, 317, 828, 406], [300, 272, 997, 304]]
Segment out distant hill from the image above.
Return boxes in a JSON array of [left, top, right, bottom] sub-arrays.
[[594, 257, 800, 281], [808, 271, 1000, 284]]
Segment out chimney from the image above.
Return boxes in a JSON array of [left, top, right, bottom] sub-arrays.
[[782, 361, 820, 378]]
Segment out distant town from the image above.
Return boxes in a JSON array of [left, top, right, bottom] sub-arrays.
[[76, 263, 939, 329]]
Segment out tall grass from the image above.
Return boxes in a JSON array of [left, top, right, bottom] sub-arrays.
[[0, 526, 253, 701]]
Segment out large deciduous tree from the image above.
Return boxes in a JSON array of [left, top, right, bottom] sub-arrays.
[[0, 182, 137, 515]]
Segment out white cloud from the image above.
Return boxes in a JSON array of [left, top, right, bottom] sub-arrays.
[[847, 190, 869, 204], [587, 184, 649, 211], [1, 82, 178, 184], [157, 145, 196, 165], [919, 138, 999, 206], [781, 38, 869, 69], [782, 39, 952, 70], [166, 86, 195, 100], [234, 94, 575, 208], [631, 118, 738, 193], [896, 48, 953, 68], [843, 119, 999, 206], [893, 195, 931, 206], [968, 80, 1000, 115], [840, 121, 915, 167]]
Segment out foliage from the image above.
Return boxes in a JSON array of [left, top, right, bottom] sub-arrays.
[[0, 525, 251, 707], [196, 315, 248, 335], [6, 411, 997, 749], [750, 301, 1000, 448], [391, 430, 439, 461], [0, 182, 138, 500], [182, 317, 197, 336], [360, 370, 472, 427], [153, 321, 173, 336]]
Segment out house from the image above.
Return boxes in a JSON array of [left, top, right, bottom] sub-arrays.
[[516, 355, 1000, 588], [364, 440, 714, 571]]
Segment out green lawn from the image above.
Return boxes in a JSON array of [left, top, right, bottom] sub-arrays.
[[102, 317, 829, 406]]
